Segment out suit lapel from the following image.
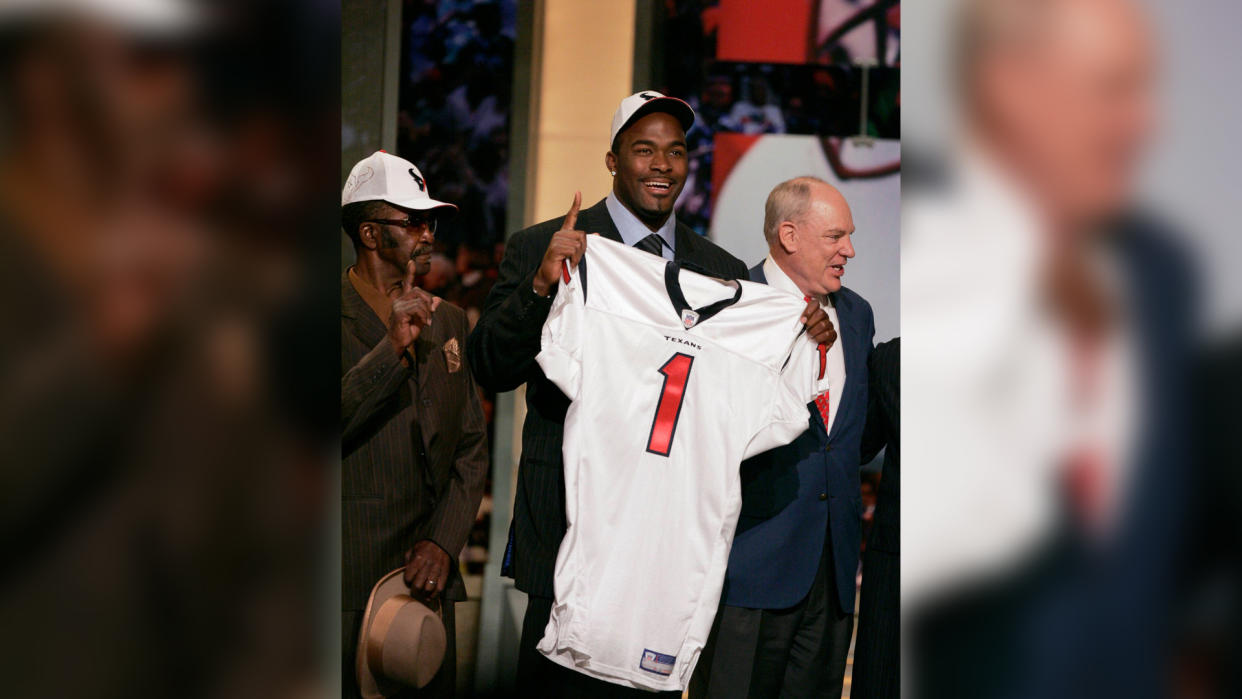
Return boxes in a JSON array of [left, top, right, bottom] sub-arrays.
[[582, 199, 624, 245], [824, 290, 864, 444], [342, 271, 389, 351], [673, 224, 699, 265], [413, 328, 437, 450]]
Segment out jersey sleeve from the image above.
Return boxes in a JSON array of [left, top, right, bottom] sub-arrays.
[[535, 259, 587, 400], [743, 332, 822, 459]]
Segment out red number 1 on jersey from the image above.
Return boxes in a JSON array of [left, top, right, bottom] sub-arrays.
[[646, 353, 695, 456]]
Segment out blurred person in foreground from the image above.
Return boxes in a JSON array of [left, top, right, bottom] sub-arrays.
[[466, 91, 840, 697], [902, 0, 1199, 697], [0, 1, 340, 697], [852, 337, 900, 699], [341, 151, 488, 698], [691, 177, 871, 699]]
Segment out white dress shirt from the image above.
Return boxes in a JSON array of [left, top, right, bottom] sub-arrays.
[[762, 256, 847, 434]]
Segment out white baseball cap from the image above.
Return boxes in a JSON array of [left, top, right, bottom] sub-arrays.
[[341, 150, 458, 214], [609, 90, 695, 149]]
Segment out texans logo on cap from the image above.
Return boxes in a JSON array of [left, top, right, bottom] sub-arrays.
[[341, 151, 457, 213], [609, 91, 697, 153]]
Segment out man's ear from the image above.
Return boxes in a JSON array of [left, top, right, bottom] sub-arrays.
[[605, 151, 617, 175], [358, 222, 380, 251], [777, 221, 799, 254]]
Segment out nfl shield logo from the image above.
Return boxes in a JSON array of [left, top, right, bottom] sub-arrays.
[[681, 309, 699, 329]]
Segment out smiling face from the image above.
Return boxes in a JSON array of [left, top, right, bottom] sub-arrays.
[[606, 112, 688, 230], [777, 184, 856, 296]]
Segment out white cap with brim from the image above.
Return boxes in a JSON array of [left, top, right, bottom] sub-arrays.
[[609, 90, 696, 148], [342, 150, 458, 215]]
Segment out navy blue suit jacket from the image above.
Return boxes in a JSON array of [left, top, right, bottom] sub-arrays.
[[1008, 221, 1199, 699], [722, 261, 875, 612]]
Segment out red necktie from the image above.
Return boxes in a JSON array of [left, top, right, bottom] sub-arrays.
[[805, 296, 830, 428], [1063, 340, 1106, 529], [815, 389, 831, 428]]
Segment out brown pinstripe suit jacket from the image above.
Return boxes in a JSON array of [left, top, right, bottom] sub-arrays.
[[341, 272, 487, 610]]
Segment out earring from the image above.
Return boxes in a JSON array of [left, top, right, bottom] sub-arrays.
[[610, 170, 616, 176]]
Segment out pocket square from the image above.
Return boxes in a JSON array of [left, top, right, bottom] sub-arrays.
[[442, 337, 462, 373]]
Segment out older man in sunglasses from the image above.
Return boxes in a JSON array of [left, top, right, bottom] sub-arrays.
[[340, 151, 488, 698]]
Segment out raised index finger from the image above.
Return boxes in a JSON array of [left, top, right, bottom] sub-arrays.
[[561, 191, 582, 231], [402, 259, 417, 294]]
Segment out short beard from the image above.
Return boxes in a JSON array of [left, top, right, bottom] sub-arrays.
[[621, 190, 675, 228]]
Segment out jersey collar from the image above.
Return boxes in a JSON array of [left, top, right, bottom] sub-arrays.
[[664, 261, 742, 328]]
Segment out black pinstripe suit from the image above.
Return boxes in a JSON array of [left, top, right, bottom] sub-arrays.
[[466, 198, 746, 695], [342, 272, 488, 697], [852, 337, 900, 699]]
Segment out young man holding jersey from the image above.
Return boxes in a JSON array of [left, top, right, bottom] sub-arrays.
[[467, 92, 839, 696]]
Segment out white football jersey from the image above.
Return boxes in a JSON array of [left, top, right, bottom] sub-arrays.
[[535, 235, 828, 691]]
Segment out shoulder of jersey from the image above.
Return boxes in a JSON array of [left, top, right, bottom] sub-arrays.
[[689, 278, 809, 367], [583, 232, 655, 264], [735, 277, 807, 313], [583, 236, 804, 318]]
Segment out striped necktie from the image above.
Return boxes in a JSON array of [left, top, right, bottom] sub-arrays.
[[634, 233, 664, 257]]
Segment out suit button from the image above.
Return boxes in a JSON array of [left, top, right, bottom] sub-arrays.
[[818, 493, 827, 501], [825, 445, 832, 452]]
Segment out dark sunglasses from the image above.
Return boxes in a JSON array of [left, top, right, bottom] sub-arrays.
[[366, 216, 437, 234]]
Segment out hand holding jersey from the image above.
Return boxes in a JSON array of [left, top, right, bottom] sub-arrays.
[[801, 298, 838, 348], [533, 192, 590, 297], [534, 235, 830, 691]]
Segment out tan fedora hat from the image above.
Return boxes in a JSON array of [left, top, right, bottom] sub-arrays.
[[355, 568, 447, 697]]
